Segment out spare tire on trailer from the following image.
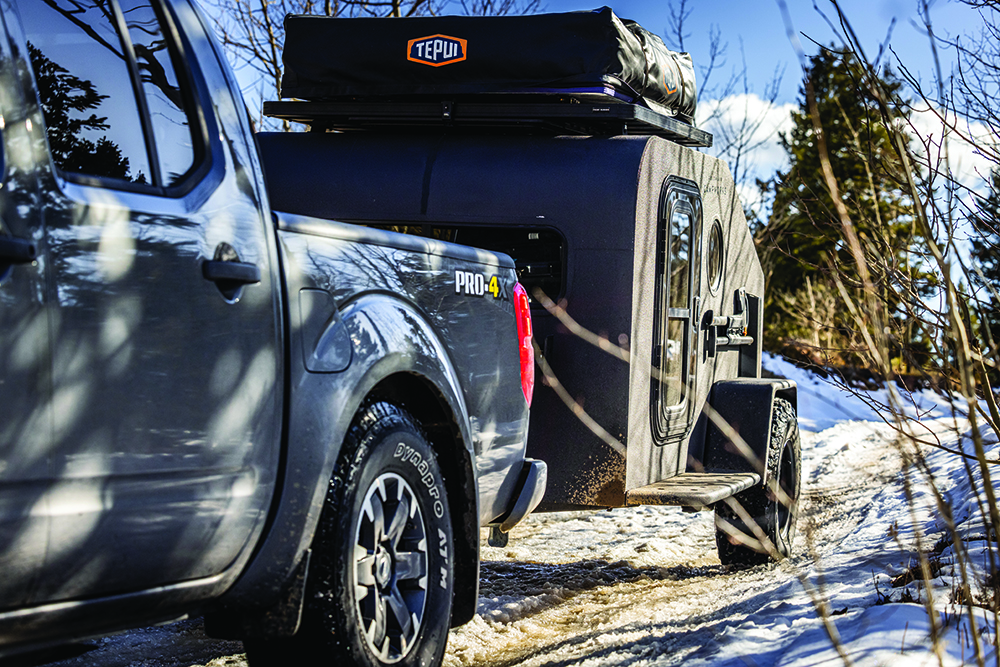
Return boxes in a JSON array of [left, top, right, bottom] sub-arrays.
[[714, 398, 800, 566]]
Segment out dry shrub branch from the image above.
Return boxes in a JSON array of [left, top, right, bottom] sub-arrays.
[[762, 1, 1000, 663]]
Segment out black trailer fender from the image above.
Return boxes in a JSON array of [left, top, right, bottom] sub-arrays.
[[702, 379, 797, 485]]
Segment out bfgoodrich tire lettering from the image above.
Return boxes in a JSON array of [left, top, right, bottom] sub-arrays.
[[715, 398, 801, 566], [246, 402, 454, 667]]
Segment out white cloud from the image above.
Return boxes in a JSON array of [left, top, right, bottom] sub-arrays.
[[696, 93, 796, 188], [694, 93, 997, 221], [906, 106, 996, 198]]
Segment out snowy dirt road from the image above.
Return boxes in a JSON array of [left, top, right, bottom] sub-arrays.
[[444, 421, 907, 667], [30, 359, 991, 667]]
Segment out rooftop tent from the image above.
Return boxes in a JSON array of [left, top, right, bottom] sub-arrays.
[[279, 7, 699, 125]]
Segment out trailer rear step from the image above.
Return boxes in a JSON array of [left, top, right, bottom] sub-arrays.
[[625, 472, 761, 509]]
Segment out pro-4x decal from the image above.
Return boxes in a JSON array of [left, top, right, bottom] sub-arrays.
[[455, 271, 510, 300], [407, 34, 467, 67]]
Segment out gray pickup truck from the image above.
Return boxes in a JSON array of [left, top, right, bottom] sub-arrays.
[[0, 1, 544, 665]]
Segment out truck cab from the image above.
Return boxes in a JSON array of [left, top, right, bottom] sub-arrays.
[[0, 0, 285, 617]]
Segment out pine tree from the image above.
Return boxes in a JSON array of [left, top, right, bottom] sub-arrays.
[[970, 170, 1000, 355], [757, 47, 924, 366]]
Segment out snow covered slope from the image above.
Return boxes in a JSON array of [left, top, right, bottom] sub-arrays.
[[447, 354, 997, 667]]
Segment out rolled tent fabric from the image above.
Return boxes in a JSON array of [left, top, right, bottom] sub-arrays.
[[619, 18, 696, 123], [280, 7, 698, 125]]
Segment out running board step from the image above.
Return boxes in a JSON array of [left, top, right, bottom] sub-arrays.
[[625, 472, 761, 508]]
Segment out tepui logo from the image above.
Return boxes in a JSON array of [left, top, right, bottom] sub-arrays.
[[407, 34, 467, 67]]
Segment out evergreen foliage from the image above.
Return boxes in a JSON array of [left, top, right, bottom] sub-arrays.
[[970, 170, 1000, 354], [757, 47, 927, 366]]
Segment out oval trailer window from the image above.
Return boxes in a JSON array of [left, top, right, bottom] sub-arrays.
[[708, 221, 723, 293]]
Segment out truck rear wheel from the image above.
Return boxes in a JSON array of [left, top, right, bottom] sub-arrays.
[[714, 398, 800, 566], [246, 402, 454, 667]]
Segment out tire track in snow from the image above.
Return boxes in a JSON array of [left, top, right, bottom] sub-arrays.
[[447, 551, 802, 667], [445, 425, 910, 667], [446, 508, 799, 667]]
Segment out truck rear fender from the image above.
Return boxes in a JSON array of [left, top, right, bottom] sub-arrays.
[[702, 379, 797, 485], [339, 294, 481, 627], [209, 292, 481, 632]]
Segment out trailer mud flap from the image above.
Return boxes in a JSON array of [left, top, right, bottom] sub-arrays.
[[702, 379, 796, 485]]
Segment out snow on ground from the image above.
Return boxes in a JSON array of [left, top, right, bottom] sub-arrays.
[[38, 355, 1000, 667], [444, 354, 998, 667]]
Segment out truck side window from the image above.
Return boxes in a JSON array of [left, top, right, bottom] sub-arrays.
[[20, 0, 151, 183], [17, 0, 196, 189], [118, 0, 196, 185]]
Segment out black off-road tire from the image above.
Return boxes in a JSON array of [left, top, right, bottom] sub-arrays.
[[715, 398, 801, 566], [246, 402, 454, 667]]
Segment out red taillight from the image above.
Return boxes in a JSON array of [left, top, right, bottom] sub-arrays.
[[513, 282, 534, 407]]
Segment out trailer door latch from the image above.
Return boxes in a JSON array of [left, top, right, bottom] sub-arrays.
[[703, 288, 753, 357]]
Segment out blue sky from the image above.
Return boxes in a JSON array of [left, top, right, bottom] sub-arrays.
[[524, 1, 990, 209], [536, 0, 984, 105]]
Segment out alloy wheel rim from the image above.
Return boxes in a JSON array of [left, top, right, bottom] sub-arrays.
[[353, 472, 429, 663]]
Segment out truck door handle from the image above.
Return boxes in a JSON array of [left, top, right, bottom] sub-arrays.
[[0, 236, 38, 264], [202, 260, 261, 286]]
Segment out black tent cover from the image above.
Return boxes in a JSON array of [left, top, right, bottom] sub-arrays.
[[280, 7, 698, 124]]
